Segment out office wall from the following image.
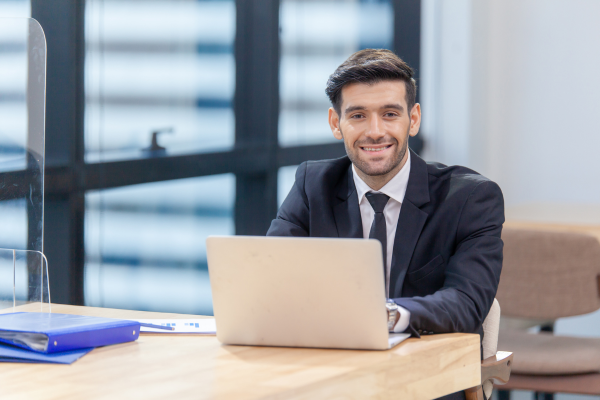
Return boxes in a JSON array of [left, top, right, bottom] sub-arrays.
[[421, 0, 600, 208], [420, 0, 472, 169]]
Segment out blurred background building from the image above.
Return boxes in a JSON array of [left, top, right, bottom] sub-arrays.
[[1, 1, 600, 397]]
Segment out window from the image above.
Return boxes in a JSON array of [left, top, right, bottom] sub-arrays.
[[279, 0, 393, 147], [85, 174, 234, 315], [85, 0, 236, 162], [0, 2, 35, 253], [278, 165, 298, 207], [29, 0, 406, 308]]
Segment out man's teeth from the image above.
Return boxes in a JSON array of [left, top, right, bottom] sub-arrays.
[[363, 146, 390, 152]]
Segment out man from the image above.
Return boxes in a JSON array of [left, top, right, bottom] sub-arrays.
[[267, 49, 504, 399]]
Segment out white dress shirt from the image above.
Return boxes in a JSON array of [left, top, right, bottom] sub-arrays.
[[351, 151, 411, 333]]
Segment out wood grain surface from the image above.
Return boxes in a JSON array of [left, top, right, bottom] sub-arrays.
[[0, 304, 480, 400]]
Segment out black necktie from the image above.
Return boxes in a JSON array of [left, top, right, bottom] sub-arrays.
[[365, 192, 390, 288]]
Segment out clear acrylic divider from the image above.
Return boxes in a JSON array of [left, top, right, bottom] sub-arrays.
[[0, 18, 46, 251], [0, 18, 49, 312], [0, 248, 50, 312]]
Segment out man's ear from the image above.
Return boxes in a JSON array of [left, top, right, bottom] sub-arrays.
[[328, 108, 343, 140], [409, 103, 421, 137]]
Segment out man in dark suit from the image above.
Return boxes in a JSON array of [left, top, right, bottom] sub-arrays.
[[267, 49, 504, 399]]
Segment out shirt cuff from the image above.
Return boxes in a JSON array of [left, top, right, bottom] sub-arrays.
[[392, 305, 411, 333]]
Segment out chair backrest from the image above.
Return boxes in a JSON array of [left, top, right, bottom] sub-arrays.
[[497, 227, 600, 319], [481, 298, 501, 399], [482, 298, 500, 359]]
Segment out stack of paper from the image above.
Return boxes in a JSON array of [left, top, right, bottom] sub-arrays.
[[138, 318, 216, 334]]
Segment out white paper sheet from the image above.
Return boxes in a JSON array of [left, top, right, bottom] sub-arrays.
[[388, 333, 410, 348], [137, 318, 216, 334]]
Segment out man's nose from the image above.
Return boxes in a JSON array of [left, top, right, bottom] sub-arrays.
[[365, 115, 385, 139]]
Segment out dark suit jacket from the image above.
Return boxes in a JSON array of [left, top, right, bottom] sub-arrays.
[[267, 149, 504, 339]]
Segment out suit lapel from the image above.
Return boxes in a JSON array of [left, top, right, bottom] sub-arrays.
[[389, 200, 428, 297], [333, 164, 363, 238], [389, 150, 431, 297]]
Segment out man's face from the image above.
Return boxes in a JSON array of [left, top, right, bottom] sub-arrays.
[[328, 80, 421, 178]]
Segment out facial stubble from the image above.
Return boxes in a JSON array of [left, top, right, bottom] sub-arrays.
[[340, 125, 410, 178]]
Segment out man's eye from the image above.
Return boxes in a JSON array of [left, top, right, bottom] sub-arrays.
[[351, 114, 364, 119], [384, 112, 398, 117]]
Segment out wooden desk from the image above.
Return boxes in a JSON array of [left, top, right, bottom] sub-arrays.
[[0, 304, 480, 400]]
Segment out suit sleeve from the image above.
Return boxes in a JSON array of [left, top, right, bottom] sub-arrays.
[[266, 162, 310, 237], [393, 180, 504, 335]]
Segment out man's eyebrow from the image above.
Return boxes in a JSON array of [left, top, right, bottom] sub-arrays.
[[344, 105, 366, 115], [344, 104, 405, 115], [382, 104, 404, 112]]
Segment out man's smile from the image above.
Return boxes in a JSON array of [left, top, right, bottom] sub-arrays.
[[359, 144, 393, 153]]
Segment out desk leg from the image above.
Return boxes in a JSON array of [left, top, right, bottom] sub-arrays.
[[465, 386, 484, 400]]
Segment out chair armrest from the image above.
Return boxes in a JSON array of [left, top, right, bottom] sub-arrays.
[[481, 351, 513, 384], [465, 351, 513, 400]]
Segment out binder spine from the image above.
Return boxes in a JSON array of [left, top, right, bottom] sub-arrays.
[[47, 322, 140, 353]]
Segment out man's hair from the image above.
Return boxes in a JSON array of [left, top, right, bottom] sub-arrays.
[[325, 49, 417, 116]]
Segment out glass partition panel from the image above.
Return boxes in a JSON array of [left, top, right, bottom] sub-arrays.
[[0, 17, 46, 253], [0, 249, 50, 311], [85, 0, 236, 163], [279, 0, 393, 147], [85, 174, 235, 315]]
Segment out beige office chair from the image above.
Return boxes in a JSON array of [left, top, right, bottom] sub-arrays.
[[495, 228, 600, 396], [464, 298, 513, 400]]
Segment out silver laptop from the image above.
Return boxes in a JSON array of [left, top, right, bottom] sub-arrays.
[[206, 236, 410, 350]]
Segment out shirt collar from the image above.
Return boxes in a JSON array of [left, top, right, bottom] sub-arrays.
[[352, 150, 411, 205]]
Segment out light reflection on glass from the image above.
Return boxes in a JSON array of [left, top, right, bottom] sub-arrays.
[[0, 4, 44, 256], [85, 0, 235, 162], [0, 200, 26, 250], [84, 174, 235, 315], [279, 0, 393, 147], [0, 0, 30, 172], [278, 165, 298, 207]]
